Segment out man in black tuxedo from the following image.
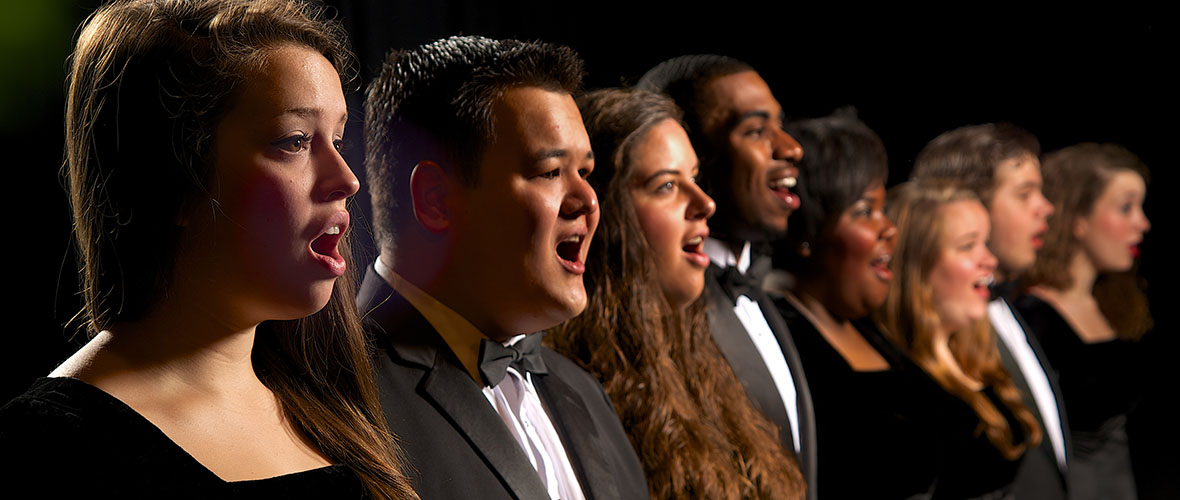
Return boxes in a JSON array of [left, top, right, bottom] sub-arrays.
[[361, 36, 647, 500], [639, 56, 816, 499], [913, 123, 1070, 500]]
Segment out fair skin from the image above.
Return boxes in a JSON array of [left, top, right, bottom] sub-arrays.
[[401, 86, 599, 342], [629, 119, 715, 311], [987, 154, 1054, 279], [929, 200, 998, 389], [52, 44, 357, 481], [698, 71, 803, 246], [791, 184, 896, 371], [1032, 169, 1150, 343]]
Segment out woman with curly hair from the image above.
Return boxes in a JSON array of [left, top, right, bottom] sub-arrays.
[[550, 88, 804, 499], [0, 1, 416, 497], [879, 180, 1043, 499], [1015, 143, 1152, 499]]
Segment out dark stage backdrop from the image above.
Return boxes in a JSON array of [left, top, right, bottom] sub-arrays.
[[4, 2, 1175, 497]]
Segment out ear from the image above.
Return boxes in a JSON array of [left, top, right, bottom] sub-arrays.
[[409, 161, 455, 233], [1072, 215, 1088, 241]]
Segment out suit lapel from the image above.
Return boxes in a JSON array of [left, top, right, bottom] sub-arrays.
[[1006, 297, 1071, 475], [359, 267, 551, 500], [533, 367, 613, 500], [704, 265, 793, 440]]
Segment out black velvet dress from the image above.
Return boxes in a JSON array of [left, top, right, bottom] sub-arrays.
[[777, 297, 1030, 499], [1015, 294, 1141, 500], [0, 377, 366, 498]]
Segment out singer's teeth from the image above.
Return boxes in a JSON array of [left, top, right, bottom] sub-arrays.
[[771, 177, 797, 189], [326, 225, 341, 235]]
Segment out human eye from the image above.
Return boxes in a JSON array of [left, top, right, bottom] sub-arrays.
[[578, 167, 592, 179], [272, 133, 311, 154], [333, 138, 345, 153], [655, 180, 677, 193], [538, 168, 561, 180]]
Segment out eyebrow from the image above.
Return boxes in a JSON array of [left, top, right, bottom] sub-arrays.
[[534, 149, 594, 162], [642, 168, 681, 184], [279, 107, 348, 126]]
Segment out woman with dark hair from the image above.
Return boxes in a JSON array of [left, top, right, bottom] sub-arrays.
[[880, 180, 1043, 499], [1015, 143, 1152, 499], [766, 113, 951, 498], [0, 1, 416, 497], [550, 88, 804, 499]]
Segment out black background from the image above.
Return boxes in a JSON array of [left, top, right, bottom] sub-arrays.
[[3, 2, 1175, 496]]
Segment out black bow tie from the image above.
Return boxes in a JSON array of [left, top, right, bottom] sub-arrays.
[[478, 333, 549, 387], [719, 253, 772, 302]]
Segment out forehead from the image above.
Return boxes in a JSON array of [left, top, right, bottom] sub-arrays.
[[940, 200, 990, 235], [1099, 169, 1147, 198], [232, 44, 345, 119], [698, 70, 782, 134], [489, 86, 585, 151], [993, 154, 1041, 189]]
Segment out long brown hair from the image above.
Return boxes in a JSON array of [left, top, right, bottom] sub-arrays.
[[877, 180, 1041, 460], [1023, 143, 1152, 339], [66, 1, 414, 497], [550, 89, 803, 499]]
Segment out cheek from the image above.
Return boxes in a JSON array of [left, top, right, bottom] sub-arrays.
[[634, 199, 682, 264]]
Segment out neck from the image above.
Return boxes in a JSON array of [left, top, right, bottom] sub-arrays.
[[793, 288, 851, 330], [1065, 250, 1099, 297]]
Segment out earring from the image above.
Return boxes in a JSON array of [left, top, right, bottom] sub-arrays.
[[799, 241, 811, 258]]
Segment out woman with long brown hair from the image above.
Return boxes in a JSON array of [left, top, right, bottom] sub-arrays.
[[550, 88, 804, 499], [879, 180, 1043, 499], [0, 1, 415, 497], [1016, 143, 1152, 499]]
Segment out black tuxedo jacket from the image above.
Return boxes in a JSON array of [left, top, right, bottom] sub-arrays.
[[358, 267, 648, 500], [704, 263, 817, 500], [994, 297, 1071, 500]]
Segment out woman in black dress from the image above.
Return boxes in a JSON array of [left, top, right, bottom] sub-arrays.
[[1016, 143, 1152, 500], [0, 1, 415, 497], [767, 113, 951, 499], [880, 180, 1043, 499], [550, 88, 805, 499]]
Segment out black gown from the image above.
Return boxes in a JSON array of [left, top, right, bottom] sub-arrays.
[[777, 297, 1028, 499], [0, 377, 366, 498], [1014, 294, 1140, 499]]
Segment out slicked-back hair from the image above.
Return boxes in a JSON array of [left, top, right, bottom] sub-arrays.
[[364, 36, 584, 251], [776, 111, 888, 277], [636, 55, 752, 190], [911, 123, 1041, 205], [552, 88, 804, 499]]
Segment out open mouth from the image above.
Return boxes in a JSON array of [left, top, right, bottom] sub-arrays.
[[768, 172, 800, 210], [870, 253, 893, 281], [682, 234, 710, 268], [309, 216, 348, 276], [973, 274, 994, 298], [1130, 244, 1140, 258], [556, 233, 585, 274]]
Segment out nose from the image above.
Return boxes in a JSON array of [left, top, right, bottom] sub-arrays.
[[981, 247, 999, 271], [880, 218, 898, 242], [1037, 191, 1055, 218], [773, 128, 803, 162], [1139, 211, 1151, 233], [318, 142, 360, 202], [561, 172, 598, 219], [686, 182, 716, 220]]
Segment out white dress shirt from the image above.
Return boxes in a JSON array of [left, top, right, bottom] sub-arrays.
[[376, 258, 585, 499], [703, 238, 801, 453], [990, 298, 1068, 470]]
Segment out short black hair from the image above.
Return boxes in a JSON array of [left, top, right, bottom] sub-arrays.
[[775, 111, 889, 274], [637, 54, 752, 156], [364, 35, 584, 250]]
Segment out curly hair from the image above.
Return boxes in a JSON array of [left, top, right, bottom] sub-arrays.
[[549, 88, 804, 499], [364, 35, 584, 253], [1023, 143, 1152, 339], [877, 180, 1042, 460], [66, 1, 413, 497]]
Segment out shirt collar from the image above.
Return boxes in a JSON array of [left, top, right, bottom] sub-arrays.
[[703, 237, 752, 274], [375, 256, 522, 384]]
